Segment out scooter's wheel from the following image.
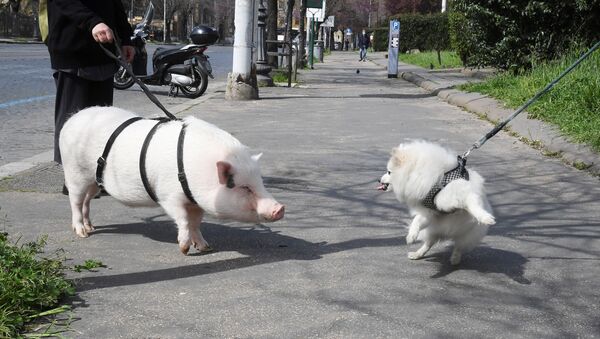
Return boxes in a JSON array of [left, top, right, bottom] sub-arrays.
[[113, 66, 135, 90], [179, 67, 208, 98]]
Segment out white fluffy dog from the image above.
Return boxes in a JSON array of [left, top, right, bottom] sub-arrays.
[[378, 140, 495, 265]]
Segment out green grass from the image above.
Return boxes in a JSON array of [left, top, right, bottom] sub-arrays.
[[73, 259, 106, 273], [271, 69, 290, 83], [0, 232, 74, 337], [461, 49, 600, 151], [399, 50, 462, 69]]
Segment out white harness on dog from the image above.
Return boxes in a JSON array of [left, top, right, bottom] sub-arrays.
[[422, 156, 469, 211]]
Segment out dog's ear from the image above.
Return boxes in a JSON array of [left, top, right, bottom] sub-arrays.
[[390, 147, 404, 167]]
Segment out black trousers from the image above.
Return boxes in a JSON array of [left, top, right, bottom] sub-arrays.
[[53, 71, 113, 164]]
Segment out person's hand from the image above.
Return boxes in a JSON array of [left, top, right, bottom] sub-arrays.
[[121, 45, 135, 63], [91, 23, 114, 43]]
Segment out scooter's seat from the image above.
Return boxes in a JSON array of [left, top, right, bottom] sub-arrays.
[[153, 45, 187, 58]]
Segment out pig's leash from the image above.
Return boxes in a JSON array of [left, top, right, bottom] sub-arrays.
[[93, 41, 231, 205], [98, 39, 178, 120]]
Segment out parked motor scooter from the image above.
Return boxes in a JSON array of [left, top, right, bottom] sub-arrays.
[[113, 2, 219, 98]]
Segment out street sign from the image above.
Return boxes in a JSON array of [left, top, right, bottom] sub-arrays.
[[321, 15, 334, 27], [307, 0, 323, 8]]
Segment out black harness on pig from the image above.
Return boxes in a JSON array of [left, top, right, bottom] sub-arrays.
[[95, 117, 223, 205], [95, 41, 236, 204]]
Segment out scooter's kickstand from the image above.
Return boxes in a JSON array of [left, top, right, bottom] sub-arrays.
[[168, 84, 179, 97]]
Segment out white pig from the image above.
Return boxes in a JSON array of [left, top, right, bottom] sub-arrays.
[[60, 106, 285, 254]]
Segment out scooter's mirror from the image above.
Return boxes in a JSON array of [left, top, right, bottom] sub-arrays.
[[141, 2, 154, 27]]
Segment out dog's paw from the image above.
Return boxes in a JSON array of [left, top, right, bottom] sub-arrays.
[[450, 254, 462, 265], [479, 214, 496, 225], [406, 231, 419, 244], [407, 251, 423, 260]]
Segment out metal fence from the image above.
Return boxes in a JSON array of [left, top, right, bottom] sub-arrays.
[[0, 10, 36, 38]]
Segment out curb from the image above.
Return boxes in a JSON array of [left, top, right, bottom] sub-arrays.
[[0, 38, 43, 44], [400, 70, 600, 176]]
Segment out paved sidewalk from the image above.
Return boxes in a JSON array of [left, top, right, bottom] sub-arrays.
[[1, 51, 599, 338]]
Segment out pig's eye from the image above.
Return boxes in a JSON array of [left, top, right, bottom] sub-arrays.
[[387, 171, 391, 175], [241, 185, 253, 193]]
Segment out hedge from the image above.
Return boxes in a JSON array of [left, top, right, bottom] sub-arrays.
[[449, 0, 600, 70], [370, 13, 451, 53]]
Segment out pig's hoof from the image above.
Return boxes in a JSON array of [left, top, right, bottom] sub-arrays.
[[84, 224, 95, 233], [193, 242, 213, 253], [179, 244, 191, 255], [199, 245, 213, 253], [72, 224, 89, 238], [75, 229, 89, 238]]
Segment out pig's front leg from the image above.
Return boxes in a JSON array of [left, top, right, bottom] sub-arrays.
[[185, 205, 213, 253], [162, 200, 211, 255]]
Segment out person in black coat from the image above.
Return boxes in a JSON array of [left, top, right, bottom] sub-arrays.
[[358, 29, 370, 61], [46, 0, 135, 164]]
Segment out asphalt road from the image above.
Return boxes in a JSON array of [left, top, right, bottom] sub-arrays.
[[0, 43, 232, 166]]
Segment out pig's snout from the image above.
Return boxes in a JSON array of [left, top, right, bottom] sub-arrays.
[[270, 204, 285, 221], [260, 202, 284, 222]]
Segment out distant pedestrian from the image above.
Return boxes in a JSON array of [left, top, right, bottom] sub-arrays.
[[358, 29, 370, 61], [45, 0, 135, 165], [344, 38, 349, 51]]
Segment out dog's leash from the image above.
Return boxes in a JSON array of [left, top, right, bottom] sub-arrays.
[[97, 37, 178, 120], [461, 40, 600, 160]]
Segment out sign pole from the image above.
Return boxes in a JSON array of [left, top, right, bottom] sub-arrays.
[[306, 0, 323, 69], [387, 20, 400, 78]]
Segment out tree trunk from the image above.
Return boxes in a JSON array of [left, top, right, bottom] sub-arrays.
[[298, 0, 306, 68], [266, 0, 278, 68], [179, 11, 188, 41], [166, 19, 172, 43], [284, 0, 295, 72]]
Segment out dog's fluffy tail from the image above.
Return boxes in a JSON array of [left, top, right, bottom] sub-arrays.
[[465, 193, 496, 225]]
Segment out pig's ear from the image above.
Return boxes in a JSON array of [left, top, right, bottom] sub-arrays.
[[251, 153, 263, 162], [216, 161, 232, 185]]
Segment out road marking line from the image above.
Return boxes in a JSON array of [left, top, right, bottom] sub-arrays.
[[0, 95, 54, 109]]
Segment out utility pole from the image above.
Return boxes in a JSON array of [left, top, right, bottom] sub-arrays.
[[226, 0, 259, 100]]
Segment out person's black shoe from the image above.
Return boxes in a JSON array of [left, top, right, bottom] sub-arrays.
[[98, 188, 110, 197]]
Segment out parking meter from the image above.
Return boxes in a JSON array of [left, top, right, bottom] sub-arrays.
[[388, 20, 400, 78]]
